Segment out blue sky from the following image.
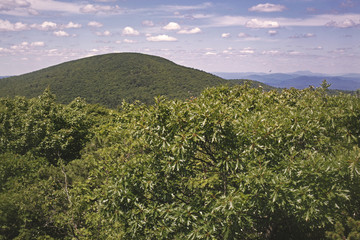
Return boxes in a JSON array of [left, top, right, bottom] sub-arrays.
[[1, 0, 360, 75]]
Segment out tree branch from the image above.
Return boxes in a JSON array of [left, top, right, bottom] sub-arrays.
[[61, 163, 80, 240]]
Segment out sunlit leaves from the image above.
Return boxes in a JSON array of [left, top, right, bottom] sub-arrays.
[[1, 85, 360, 239], [0, 89, 93, 164], [77, 85, 360, 239]]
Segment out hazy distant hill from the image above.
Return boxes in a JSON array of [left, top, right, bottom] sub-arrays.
[[215, 72, 360, 91], [0, 53, 273, 108], [276, 76, 360, 90]]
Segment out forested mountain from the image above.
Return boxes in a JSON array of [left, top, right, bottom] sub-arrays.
[[0, 53, 272, 108]]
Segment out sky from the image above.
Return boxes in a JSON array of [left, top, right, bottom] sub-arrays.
[[1, 0, 360, 75]]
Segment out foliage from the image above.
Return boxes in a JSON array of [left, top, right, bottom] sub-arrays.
[[0, 88, 93, 164], [79, 84, 360, 239], [326, 217, 360, 240], [0, 53, 275, 108], [1, 84, 360, 239]]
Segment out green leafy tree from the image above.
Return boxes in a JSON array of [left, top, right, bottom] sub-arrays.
[[76, 85, 360, 239], [0, 90, 97, 239], [1, 85, 360, 239], [0, 88, 93, 164], [326, 217, 360, 240]]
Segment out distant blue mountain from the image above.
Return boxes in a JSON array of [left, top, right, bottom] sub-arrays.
[[277, 76, 360, 90], [213, 72, 360, 91]]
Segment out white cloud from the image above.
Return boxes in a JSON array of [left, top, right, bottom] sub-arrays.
[[103, 30, 111, 36], [240, 47, 255, 54], [328, 48, 351, 55], [10, 41, 29, 50], [146, 34, 177, 42], [80, 4, 99, 13], [142, 20, 154, 27], [223, 48, 233, 54], [173, 13, 213, 19], [7, 41, 45, 52], [96, 30, 111, 36], [238, 32, 250, 38], [211, 14, 360, 28], [46, 48, 59, 56], [249, 3, 286, 12], [0, 0, 38, 16], [123, 39, 135, 43], [211, 16, 281, 28], [289, 33, 316, 39], [178, 27, 201, 34], [262, 50, 280, 55], [305, 33, 315, 38], [88, 21, 103, 28], [65, 21, 81, 29], [278, 14, 360, 27], [163, 22, 181, 30], [268, 30, 278, 36], [30, 41, 45, 47], [0, 19, 28, 31], [191, 13, 214, 19], [53, 30, 69, 37], [26, 0, 81, 14], [0, 47, 11, 54], [237, 33, 261, 41], [0, 0, 30, 10], [205, 51, 217, 55], [29, 21, 81, 31], [325, 19, 359, 28], [288, 51, 302, 56], [122, 26, 139, 36], [80, 4, 122, 14], [246, 19, 280, 28], [221, 33, 231, 38], [27, 8, 39, 15], [31, 21, 57, 30]]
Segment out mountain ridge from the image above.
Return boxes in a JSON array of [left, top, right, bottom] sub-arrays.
[[0, 53, 273, 108], [214, 72, 360, 91]]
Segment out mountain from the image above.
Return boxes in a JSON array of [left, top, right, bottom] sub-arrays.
[[340, 73, 360, 79], [0, 53, 273, 108], [214, 72, 360, 91], [277, 76, 360, 90]]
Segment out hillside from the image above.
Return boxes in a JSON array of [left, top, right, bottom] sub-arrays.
[[0, 53, 273, 108]]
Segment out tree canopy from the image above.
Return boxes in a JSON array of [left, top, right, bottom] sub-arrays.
[[1, 84, 359, 239]]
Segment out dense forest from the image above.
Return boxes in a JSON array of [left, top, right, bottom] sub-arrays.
[[1, 83, 360, 239], [0, 53, 274, 108]]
